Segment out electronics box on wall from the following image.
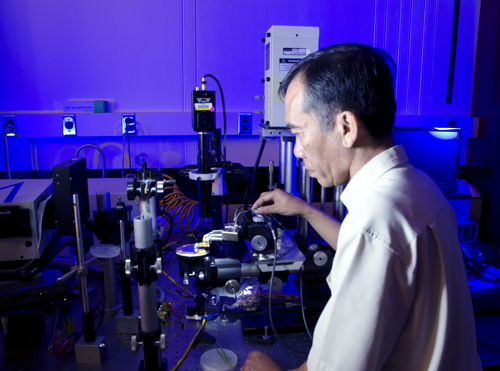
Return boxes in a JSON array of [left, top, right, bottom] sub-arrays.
[[264, 25, 319, 128], [0, 180, 55, 262]]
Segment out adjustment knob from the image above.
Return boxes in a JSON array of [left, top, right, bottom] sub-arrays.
[[125, 259, 132, 277], [225, 279, 240, 295], [268, 276, 282, 292], [153, 257, 162, 275], [313, 251, 328, 267], [127, 181, 137, 201], [251, 235, 268, 252]]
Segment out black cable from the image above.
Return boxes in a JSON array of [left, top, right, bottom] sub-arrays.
[[203, 74, 226, 161], [159, 210, 174, 247], [94, 301, 105, 335], [121, 132, 126, 178], [250, 139, 266, 205], [300, 272, 313, 341], [127, 131, 132, 177], [203, 74, 228, 223], [263, 215, 309, 354]]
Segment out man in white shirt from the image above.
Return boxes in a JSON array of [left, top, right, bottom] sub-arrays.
[[242, 43, 481, 371]]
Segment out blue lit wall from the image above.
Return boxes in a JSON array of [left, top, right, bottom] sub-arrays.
[[0, 0, 481, 173]]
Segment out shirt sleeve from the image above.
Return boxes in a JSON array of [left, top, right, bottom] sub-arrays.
[[307, 230, 415, 371]]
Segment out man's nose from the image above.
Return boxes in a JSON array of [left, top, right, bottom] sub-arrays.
[[294, 139, 303, 158]]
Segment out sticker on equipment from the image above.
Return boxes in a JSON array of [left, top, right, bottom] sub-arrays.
[[279, 58, 302, 71], [194, 103, 213, 111]]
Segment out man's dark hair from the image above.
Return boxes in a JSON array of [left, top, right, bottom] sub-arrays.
[[279, 43, 397, 141]]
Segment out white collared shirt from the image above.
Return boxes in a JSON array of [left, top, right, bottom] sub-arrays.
[[307, 145, 481, 371]]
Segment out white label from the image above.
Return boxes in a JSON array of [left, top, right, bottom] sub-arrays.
[[194, 103, 213, 110], [279, 58, 301, 71], [283, 47, 306, 56]]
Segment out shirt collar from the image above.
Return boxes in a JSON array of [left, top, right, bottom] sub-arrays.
[[341, 145, 409, 211]]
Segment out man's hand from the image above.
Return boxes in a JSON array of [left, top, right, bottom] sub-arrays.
[[252, 189, 310, 217], [241, 350, 282, 371], [252, 188, 342, 250]]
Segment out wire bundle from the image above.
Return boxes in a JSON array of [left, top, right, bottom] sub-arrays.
[[159, 174, 201, 233]]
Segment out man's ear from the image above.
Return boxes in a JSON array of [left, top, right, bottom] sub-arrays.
[[338, 111, 359, 148]]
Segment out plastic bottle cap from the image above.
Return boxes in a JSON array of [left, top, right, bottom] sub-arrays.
[[200, 348, 238, 371]]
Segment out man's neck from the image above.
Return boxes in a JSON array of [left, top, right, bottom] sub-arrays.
[[348, 135, 394, 183]]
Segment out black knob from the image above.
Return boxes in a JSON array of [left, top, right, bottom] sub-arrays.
[[267, 32, 271, 37], [261, 79, 265, 83], [261, 119, 265, 123], [261, 38, 265, 42], [266, 77, 270, 82], [65, 121, 74, 130], [127, 182, 137, 201]]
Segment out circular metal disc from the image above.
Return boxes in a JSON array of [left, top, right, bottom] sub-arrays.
[[90, 244, 121, 259]]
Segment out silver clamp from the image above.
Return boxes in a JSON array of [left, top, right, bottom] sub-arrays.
[[188, 168, 222, 182]]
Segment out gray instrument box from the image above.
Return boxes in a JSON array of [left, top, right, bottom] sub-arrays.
[[0, 179, 55, 262]]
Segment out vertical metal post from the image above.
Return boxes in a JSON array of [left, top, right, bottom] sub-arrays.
[[119, 220, 133, 316], [298, 160, 312, 248], [280, 138, 286, 185], [333, 185, 346, 221], [285, 139, 294, 193], [73, 194, 90, 314]]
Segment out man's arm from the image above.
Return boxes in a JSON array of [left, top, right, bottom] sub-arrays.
[[252, 189, 341, 250], [241, 350, 308, 371]]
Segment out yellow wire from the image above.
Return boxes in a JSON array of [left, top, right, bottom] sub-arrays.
[[163, 270, 194, 297], [160, 174, 201, 233], [115, 332, 131, 345], [170, 319, 206, 371]]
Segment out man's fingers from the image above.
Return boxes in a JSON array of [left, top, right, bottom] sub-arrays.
[[254, 205, 274, 215], [252, 191, 276, 210]]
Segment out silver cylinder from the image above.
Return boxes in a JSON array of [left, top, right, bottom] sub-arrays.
[[119, 220, 127, 261], [298, 161, 312, 248], [333, 185, 346, 221], [101, 258, 118, 309], [73, 194, 90, 314], [241, 263, 260, 277], [138, 283, 158, 332], [96, 192, 110, 212], [285, 140, 294, 193], [134, 216, 153, 249], [280, 138, 286, 185], [139, 195, 157, 231]]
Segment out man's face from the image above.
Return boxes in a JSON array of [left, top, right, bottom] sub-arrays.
[[285, 78, 350, 187]]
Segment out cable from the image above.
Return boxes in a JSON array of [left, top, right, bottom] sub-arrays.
[[262, 213, 308, 354], [158, 210, 174, 247], [170, 319, 206, 371], [127, 130, 132, 177], [250, 139, 266, 205], [157, 286, 166, 304], [121, 132, 127, 178], [94, 302, 105, 335], [74, 144, 106, 178], [299, 272, 313, 341], [203, 74, 226, 161], [115, 332, 131, 345]]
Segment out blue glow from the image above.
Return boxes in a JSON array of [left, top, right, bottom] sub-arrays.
[[430, 128, 459, 140], [393, 128, 460, 184]]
